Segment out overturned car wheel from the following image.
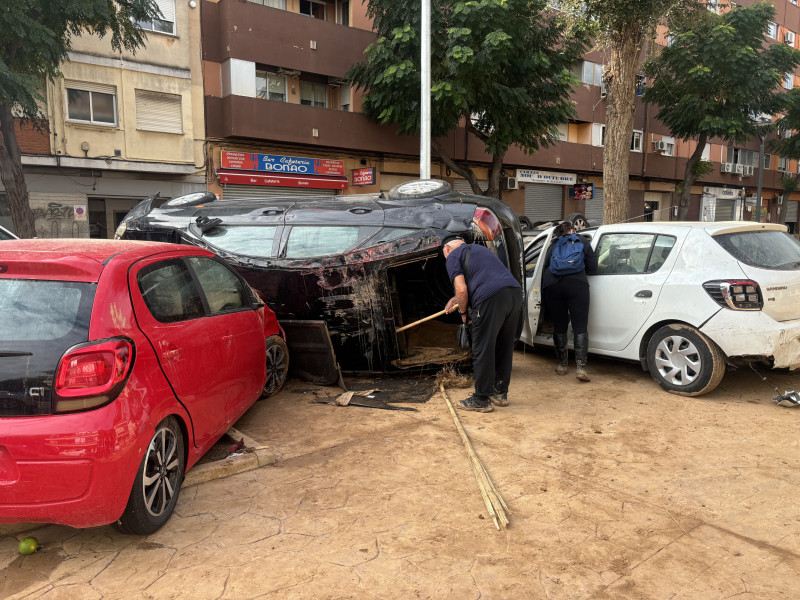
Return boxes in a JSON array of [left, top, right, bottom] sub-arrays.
[[564, 213, 589, 231], [388, 179, 453, 200]]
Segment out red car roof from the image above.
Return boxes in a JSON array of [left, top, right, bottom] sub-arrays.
[[0, 239, 212, 282]]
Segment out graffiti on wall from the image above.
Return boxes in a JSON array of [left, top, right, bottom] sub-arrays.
[[33, 202, 88, 238]]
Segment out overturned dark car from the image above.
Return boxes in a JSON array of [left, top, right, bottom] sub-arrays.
[[116, 180, 526, 381]]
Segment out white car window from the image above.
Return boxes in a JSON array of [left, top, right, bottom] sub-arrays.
[[596, 233, 676, 275]]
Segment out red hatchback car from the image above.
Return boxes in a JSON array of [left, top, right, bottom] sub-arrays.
[[0, 240, 286, 534]]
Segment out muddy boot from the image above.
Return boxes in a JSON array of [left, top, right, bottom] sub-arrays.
[[553, 333, 569, 376], [574, 332, 590, 382]]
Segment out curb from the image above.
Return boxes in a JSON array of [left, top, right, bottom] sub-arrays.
[[183, 427, 276, 488]]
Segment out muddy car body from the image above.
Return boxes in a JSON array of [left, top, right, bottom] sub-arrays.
[[117, 181, 526, 377]]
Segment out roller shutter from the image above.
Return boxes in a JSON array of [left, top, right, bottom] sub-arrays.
[[715, 198, 738, 221], [786, 199, 798, 222], [135, 90, 183, 134], [524, 183, 563, 222], [222, 184, 336, 199], [452, 179, 488, 195], [584, 187, 604, 223]]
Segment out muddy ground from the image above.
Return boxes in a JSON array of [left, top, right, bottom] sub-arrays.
[[2, 347, 800, 599]]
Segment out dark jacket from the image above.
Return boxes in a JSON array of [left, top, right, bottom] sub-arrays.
[[542, 234, 598, 289]]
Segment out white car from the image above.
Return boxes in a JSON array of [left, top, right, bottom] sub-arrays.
[[521, 221, 800, 396]]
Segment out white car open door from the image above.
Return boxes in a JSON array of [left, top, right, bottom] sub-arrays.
[[519, 228, 556, 345]]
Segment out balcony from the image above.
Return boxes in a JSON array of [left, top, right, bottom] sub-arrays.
[[202, 0, 375, 78]]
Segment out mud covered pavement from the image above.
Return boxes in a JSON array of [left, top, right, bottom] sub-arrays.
[[3, 349, 800, 599]]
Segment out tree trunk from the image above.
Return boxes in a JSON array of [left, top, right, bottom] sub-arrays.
[[431, 138, 506, 199], [678, 133, 707, 221], [0, 104, 36, 238], [602, 22, 643, 225]]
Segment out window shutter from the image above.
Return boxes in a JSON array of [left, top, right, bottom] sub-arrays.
[[135, 90, 183, 134], [156, 0, 176, 22], [64, 80, 116, 95]]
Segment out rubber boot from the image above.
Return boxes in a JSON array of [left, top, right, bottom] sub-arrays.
[[553, 333, 569, 376], [574, 332, 590, 382]]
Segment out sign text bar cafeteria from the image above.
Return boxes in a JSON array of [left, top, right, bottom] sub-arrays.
[[221, 150, 345, 176]]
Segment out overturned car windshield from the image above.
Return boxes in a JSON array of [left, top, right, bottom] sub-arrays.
[[714, 230, 800, 270]]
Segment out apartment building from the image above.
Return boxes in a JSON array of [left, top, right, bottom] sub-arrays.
[[201, 0, 800, 230], [4, 0, 206, 239]]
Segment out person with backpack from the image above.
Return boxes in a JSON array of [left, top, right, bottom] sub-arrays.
[[442, 235, 522, 412], [542, 220, 598, 381]]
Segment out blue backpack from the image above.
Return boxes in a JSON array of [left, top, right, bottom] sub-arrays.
[[550, 234, 585, 276]]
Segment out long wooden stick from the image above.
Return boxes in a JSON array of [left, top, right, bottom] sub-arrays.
[[440, 383, 509, 529], [396, 306, 453, 333]]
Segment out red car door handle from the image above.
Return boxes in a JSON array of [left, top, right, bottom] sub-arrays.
[[162, 348, 183, 360]]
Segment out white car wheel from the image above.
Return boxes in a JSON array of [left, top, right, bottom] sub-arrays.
[[646, 325, 725, 397]]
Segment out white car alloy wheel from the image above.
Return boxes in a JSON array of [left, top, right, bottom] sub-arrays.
[[646, 324, 725, 397]]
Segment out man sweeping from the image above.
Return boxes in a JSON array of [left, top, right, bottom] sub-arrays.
[[443, 236, 522, 412]]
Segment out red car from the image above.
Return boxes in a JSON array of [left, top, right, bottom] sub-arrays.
[[0, 240, 287, 534]]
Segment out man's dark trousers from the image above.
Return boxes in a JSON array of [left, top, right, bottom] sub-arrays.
[[470, 286, 523, 399]]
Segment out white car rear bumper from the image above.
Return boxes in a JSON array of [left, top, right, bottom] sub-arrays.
[[701, 310, 800, 369]]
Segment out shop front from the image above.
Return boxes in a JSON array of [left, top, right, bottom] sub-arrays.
[[700, 187, 744, 222], [217, 150, 348, 198], [516, 169, 575, 223]]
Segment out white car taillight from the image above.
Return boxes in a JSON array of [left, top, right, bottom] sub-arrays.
[[703, 280, 763, 310]]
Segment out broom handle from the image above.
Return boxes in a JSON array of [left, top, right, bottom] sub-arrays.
[[396, 304, 459, 333]]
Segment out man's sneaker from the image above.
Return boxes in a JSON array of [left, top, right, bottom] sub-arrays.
[[490, 392, 509, 407], [457, 395, 494, 412]]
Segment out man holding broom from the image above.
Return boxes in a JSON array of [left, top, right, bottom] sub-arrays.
[[442, 235, 522, 412]]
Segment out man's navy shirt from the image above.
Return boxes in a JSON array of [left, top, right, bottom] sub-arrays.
[[446, 243, 520, 308]]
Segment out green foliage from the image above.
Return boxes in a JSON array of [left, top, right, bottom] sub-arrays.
[[780, 174, 798, 194], [691, 159, 713, 178], [0, 0, 160, 119], [347, 0, 589, 158], [643, 3, 800, 146], [771, 88, 800, 160]]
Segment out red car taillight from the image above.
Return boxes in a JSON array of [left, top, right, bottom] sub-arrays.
[[473, 208, 502, 241], [54, 338, 134, 413], [703, 280, 763, 311]]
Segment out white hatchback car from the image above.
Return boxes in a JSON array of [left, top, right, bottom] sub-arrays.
[[521, 222, 800, 396]]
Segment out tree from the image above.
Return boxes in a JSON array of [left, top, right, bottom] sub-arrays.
[[347, 0, 589, 198], [578, 0, 692, 225], [643, 2, 800, 220], [770, 87, 800, 224], [0, 0, 160, 238]]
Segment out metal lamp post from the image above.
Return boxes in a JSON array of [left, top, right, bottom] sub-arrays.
[[756, 132, 765, 222], [420, 0, 431, 179]]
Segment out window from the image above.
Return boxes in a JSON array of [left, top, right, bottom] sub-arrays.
[[768, 22, 778, 39], [247, 0, 286, 7], [726, 147, 757, 166], [202, 225, 279, 257], [338, 1, 349, 25], [284, 226, 378, 258], [576, 61, 603, 86], [0, 280, 94, 341], [635, 74, 646, 96], [660, 136, 675, 157], [764, 154, 772, 169], [300, 0, 326, 19], [595, 233, 676, 275], [707, 0, 718, 13], [138, 260, 204, 323], [256, 71, 287, 102], [631, 130, 643, 152], [66, 82, 117, 126], [780, 157, 790, 172], [135, 90, 183, 134], [714, 230, 800, 270], [136, 0, 176, 35], [187, 257, 247, 314], [592, 124, 606, 147], [785, 73, 794, 90], [340, 86, 351, 111], [300, 81, 327, 107]]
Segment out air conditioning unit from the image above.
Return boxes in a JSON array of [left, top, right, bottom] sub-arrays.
[[786, 31, 796, 46], [503, 176, 518, 191], [654, 140, 668, 152], [721, 162, 733, 173], [743, 165, 754, 176], [600, 80, 607, 98], [734, 164, 745, 174], [776, 195, 784, 204]]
